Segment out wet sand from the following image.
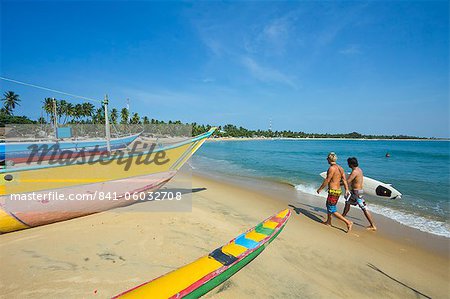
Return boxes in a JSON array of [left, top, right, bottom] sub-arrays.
[[0, 172, 448, 298]]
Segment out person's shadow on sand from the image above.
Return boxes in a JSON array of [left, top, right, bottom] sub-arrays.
[[288, 204, 324, 223], [296, 203, 328, 214], [288, 204, 349, 233], [294, 203, 364, 227]]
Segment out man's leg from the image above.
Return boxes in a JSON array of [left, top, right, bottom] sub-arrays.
[[363, 209, 377, 231], [333, 212, 353, 233], [324, 213, 332, 226], [324, 202, 332, 226], [357, 198, 377, 231], [342, 202, 351, 217]]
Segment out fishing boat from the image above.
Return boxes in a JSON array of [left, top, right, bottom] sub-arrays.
[[113, 209, 291, 299], [0, 128, 216, 233], [0, 132, 141, 163]]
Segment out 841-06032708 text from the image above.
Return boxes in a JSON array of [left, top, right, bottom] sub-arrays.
[[91, 191, 183, 201]]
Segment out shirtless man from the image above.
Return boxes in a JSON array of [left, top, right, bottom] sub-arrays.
[[317, 152, 353, 233], [342, 157, 377, 231]]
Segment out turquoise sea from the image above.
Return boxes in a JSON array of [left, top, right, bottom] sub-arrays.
[[191, 139, 450, 238]]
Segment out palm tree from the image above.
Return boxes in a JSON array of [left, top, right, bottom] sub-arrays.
[[130, 112, 140, 124], [2, 91, 21, 115], [37, 116, 46, 124], [120, 108, 129, 124], [142, 116, 150, 125], [43, 97, 56, 123], [82, 102, 95, 122], [58, 100, 68, 124], [110, 108, 118, 124], [65, 103, 74, 123], [93, 108, 105, 124], [74, 104, 83, 122]]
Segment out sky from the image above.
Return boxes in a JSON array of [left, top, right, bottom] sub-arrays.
[[1, 1, 448, 137]]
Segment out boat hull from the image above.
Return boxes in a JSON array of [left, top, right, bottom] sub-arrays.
[[0, 129, 215, 233], [113, 209, 291, 299], [0, 132, 141, 162], [0, 171, 176, 232]]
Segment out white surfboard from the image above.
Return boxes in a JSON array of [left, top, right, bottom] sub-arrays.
[[319, 172, 402, 199]]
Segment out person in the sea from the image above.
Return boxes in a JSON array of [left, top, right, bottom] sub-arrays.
[[342, 157, 377, 231], [317, 152, 353, 232]]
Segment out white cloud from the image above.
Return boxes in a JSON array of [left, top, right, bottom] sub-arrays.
[[263, 18, 289, 43], [241, 56, 296, 88]]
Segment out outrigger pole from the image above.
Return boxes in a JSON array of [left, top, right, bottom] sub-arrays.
[[103, 95, 111, 152], [53, 98, 58, 139]]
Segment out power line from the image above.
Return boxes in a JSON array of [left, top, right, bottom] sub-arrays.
[[0, 76, 101, 103]]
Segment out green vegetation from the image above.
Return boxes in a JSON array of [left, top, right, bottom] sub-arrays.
[[0, 91, 430, 139], [0, 113, 36, 125], [208, 125, 427, 140], [1, 91, 21, 115]]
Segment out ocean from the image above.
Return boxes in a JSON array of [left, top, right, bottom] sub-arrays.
[[191, 139, 450, 238]]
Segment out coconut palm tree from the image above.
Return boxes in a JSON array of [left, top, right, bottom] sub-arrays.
[[94, 107, 107, 124], [73, 104, 83, 122], [142, 116, 150, 125], [2, 91, 21, 115], [82, 102, 95, 122], [110, 108, 118, 124], [43, 98, 56, 124], [130, 112, 140, 124], [58, 100, 69, 124], [120, 108, 129, 124], [37, 116, 46, 124], [65, 103, 74, 123]]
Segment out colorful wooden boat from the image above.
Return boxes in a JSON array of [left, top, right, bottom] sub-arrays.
[[0, 128, 215, 233], [0, 132, 141, 163], [113, 209, 291, 299]]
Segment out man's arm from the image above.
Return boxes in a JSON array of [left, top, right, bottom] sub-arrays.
[[347, 171, 356, 185], [317, 168, 333, 194], [341, 168, 350, 196]]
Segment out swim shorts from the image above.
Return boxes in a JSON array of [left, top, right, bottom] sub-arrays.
[[346, 189, 367, 210], [326, 202, 337, 214], [326, 189, 341, 214]]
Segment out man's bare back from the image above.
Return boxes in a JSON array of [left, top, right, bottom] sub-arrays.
[[348, 167, 363, 190], [327, 164, 346, 190]]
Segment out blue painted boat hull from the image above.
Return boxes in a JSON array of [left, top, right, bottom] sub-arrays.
[[0, 133, 140, 161]]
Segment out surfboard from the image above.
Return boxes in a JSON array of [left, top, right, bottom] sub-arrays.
[[113, 209, 291, 299], [319, 172, 402, 199]]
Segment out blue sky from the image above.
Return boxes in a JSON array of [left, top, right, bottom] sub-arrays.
[[1, 1, 448, 137]]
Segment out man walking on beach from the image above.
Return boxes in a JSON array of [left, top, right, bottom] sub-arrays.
[[342, 157, 377, 231], [317, 152, 353, 233]]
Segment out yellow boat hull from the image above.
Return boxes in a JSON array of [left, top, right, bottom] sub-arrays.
[[0, 129, 215, 233]]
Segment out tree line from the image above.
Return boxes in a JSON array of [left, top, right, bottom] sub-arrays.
[[1, 91, 429, 139]]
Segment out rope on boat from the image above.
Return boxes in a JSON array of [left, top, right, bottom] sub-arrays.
[[0, 76, 101, 103]]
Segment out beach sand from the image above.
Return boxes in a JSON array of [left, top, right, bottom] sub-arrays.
[[0, 172, 448, 298]]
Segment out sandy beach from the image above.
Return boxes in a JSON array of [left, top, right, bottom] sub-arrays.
[[0, 171, 448, 298]]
